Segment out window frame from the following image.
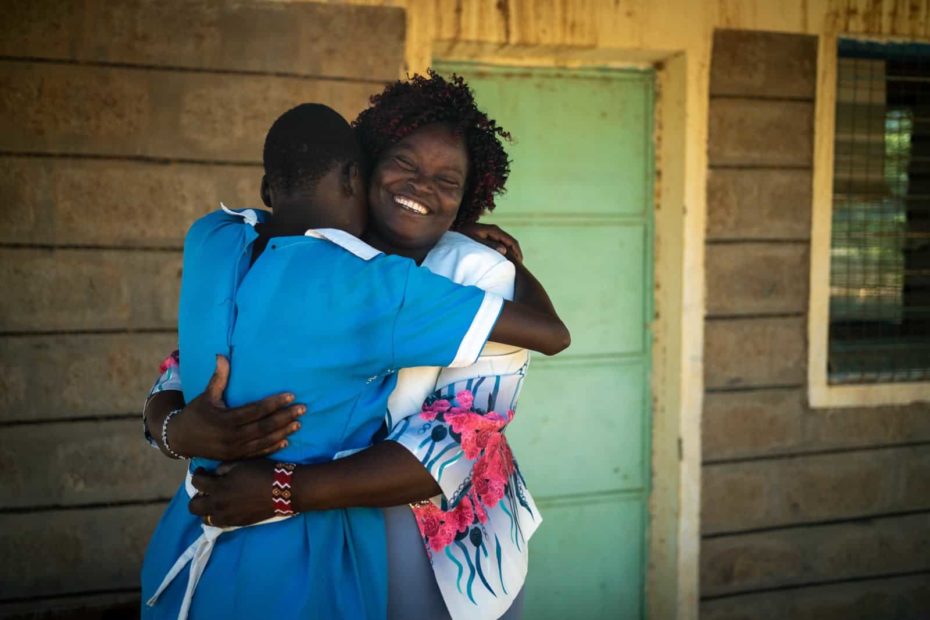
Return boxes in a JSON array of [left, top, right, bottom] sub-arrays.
[[808, 33, 930, 408]]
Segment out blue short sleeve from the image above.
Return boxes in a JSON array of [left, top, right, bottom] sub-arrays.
[[393, 263, 504, 370]]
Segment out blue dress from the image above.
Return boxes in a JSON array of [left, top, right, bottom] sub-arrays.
[[141, 208, 504, 619]]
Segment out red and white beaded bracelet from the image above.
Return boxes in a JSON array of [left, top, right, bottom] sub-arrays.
[[272, 462, 297, 516]]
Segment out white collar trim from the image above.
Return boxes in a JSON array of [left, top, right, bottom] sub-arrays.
[[220, 202, 259, 227], [219, 204, 378, 261], [305, 228, 382, 261]]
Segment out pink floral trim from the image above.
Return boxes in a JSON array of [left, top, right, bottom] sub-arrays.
[[412, 389, 516, 552], [159, 350, 180, 374]]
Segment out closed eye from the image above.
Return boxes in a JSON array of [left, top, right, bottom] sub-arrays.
[[437, 177, 461, 190], [395, 156, 416, 171]]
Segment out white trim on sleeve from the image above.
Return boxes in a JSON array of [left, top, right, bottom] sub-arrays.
[[448, 292, 505, 368]]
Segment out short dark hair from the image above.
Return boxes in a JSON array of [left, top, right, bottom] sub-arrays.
[[263, 103, 362, 196], [353, 71, 512, 229]]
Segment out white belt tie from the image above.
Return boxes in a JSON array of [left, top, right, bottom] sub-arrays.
[[145, 470, 290, 620]]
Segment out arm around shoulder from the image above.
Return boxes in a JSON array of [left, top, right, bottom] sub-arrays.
[[491, 299, 570, 356], [488, 259, 570, 356]]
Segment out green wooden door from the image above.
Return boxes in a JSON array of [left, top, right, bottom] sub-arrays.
[[435, 64, 654, 619]]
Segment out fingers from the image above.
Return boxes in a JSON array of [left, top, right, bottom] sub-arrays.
[[465, 224, 523, 262], [214, 461, 239, 476], [498, 241, 522, 262], [188, 492, 210, 517], [189, 469, 230, 524], [204, 355, 231, 408], [190, 467, 220, 495], [238, 409, 301, 455], [484, 226, 523, 262], [225, 404, 301, 459], [241, 429, 294, 458], [231, 393, 300, 426]]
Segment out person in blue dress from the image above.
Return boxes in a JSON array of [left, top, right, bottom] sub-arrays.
[[141, 103, 568, 619]]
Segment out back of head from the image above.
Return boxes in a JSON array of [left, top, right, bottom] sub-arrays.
[[263, 103, 363, 199]]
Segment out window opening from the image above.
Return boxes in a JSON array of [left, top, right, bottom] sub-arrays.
[[829, 39, 930, 383]]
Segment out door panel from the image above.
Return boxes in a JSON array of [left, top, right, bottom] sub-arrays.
[[436, 63, 654, 619], [459, 71, 653, 216], [523, 496, 644, 619], [508, 361, 647, 497], [495, 223, 648, 356]]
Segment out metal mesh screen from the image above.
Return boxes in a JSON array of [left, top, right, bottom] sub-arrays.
[[829, 39, 930, 384]]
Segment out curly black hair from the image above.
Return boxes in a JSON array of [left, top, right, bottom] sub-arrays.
[[353, 70, 512, 229]]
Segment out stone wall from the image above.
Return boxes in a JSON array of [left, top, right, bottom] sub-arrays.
[[0, 2, 404, 616], [700, 30, 930, 620]]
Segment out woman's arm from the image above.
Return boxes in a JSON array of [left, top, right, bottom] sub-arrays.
[[144, 355, 305, 460], [189, 443, 439, 526], [189, 356, 530, 527], [488, 290, 569, 356], [459, 223, 570, 356]]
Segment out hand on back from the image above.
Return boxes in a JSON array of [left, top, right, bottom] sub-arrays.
[[171, 355, 305, 461], [188, 459, 278, 527], [458, 223, 523, 263]]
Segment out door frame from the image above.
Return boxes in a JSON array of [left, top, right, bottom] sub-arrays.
[[422, 43, 703, 620]]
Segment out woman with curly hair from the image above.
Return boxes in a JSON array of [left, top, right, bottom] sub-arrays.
[[143, 72, 557, 619]]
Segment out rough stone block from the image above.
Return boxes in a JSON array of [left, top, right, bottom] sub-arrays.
[[702, 389, 804, 461], [0, 157, 261, 247], [703, 389, 930, 461], [0, 62, 374, 161], [702, 446, 930, 534], [706, 168, 812, 240], [904, 448, 930, 501], [0, 248, 180, 332], [705, 243, 809, 316], [708, 99, 813, 167], [702, 513, 930, 595], [700, 466, 773, 534], [0, 419, 185, 508], [0, 1, 77, 60], [704, 317, 805, 389], [0, 504, 166, 598], [0, 1, 404, 81], [0, 333, 177, 423], [701, 573, 930, 620], [710, 30, 817, 99], [803, 403, 930, 452]]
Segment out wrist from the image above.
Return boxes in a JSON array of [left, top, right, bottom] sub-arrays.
[[160, 408, 187, 459], [272, 462, 297, 516], [290, 463, 332, 512]]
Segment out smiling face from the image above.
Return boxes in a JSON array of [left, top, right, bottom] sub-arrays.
[[365, 123, 469, 261]]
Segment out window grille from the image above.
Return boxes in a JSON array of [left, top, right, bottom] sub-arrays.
[[829, 39, 930, 384]]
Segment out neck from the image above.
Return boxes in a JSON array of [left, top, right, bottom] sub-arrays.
[[266, 201, 349, 237], [362, 229, 430, 264], [259, 215, 308, 238]]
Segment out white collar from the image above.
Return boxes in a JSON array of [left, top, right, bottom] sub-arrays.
[[220, 202, 260, 227], [220, 204, 379, 261], [304, 228, 382, 261]]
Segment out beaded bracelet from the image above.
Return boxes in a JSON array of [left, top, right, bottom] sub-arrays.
[[161, 408, 185, 460], [272, 462, 297, 516]]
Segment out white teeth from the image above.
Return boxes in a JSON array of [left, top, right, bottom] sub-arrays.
[[394, 195, 429, 215]]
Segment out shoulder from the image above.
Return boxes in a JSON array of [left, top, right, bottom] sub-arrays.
[[431, 231, 509, 267], [185, 207, 267, 244], [423, 231, 514, 289]]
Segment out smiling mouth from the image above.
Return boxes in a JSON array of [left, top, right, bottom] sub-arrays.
[[394, 195, 430, 215]]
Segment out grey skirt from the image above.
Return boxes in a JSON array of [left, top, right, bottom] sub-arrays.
[[384, 505, 525, 620]]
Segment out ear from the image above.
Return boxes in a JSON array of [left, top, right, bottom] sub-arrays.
[[260, 176, 273, 209], [340, 161, 360, 197]]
